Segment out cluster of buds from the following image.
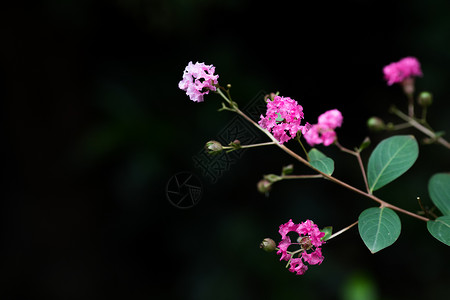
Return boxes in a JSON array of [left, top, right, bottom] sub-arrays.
[[367, 91, 433, 133]]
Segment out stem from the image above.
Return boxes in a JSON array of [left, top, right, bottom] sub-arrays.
[[407, 93, 415, 117], [278, 142, 429, 221], [328, 221, 358, 240], [417, 197, 439, 220], [390, 122, 413, 131], [222, 141, 277, 150], [296, 136, 310, 161], [421, 106, 428, 122], [390, 106, 450, 149], [334, 141, 370, 193], [281, 174, 323, 180], [221, 95, 430, 222], [234, 107, 281, 144], [216, 87, 235, 107], [289, 248, 304, 256]]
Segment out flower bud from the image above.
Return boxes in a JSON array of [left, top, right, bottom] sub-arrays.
[[260, 238, 276, 252], [228, 139, 241, 150], [367, 117, 385, 132], [205, 140, 223, 155], [282, 164, 294, 176], [264, 92, 277, 102], [257, 179, 272, 194], [417, 91, 433, 107]]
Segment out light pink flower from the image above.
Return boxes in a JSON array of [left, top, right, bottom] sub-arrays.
[[303, 109, 343, 147], [258, 96, 310, 144], [178, 61, 219, 102], [383, 56, 423, 86], [276, 219, 325, 276]]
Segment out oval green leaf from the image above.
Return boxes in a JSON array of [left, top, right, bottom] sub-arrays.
[[427, 216, 450, 246], [367, 135, 418, 193], [428, 173, 450, 216], [308, 148, 334, 175], [358, 207, 401, 253]]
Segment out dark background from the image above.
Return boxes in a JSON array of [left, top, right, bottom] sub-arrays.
[[1, 0, 450, 299]]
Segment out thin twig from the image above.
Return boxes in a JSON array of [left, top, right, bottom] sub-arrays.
[[334, 141, 370, 193], [281, 174, 323, 180], [391, 106, 450, 149], [233, 106, 430, 222], [328, 220, 359, 240], [222, 141, 277, 150]]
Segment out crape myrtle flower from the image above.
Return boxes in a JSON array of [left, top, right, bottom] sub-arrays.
[[258, 95, 310, 144], [383, 56, 422, 86], [178, 61, 219, 102], [303, 109, 343, 147], [276, 219, 325, 276]]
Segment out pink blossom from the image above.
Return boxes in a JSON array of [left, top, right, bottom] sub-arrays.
[[297, 219, 326, 247], [276, 219, 325, 275], [276, 238, 292, 261], [289, 258, 308, 275], [258, 96, 309, 144], [178, 61, 219, 102], [279, 219, 298, 239], [303, 109, 343, 147], [318, 109, 343, 129], [383, 56, 423, 86], [302, 248, 324, 265]]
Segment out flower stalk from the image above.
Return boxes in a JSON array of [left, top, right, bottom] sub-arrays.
[[224, 96, 430, 222], [334, 141, 370, 193], [390, 106, 450, 149], [222, 141, 277, 151]]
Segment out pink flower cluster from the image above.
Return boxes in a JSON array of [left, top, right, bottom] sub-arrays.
[[277, 219, 325, 275], [303, 109, 343, 146], [258, 96, 310, 144], [383, 56, 422, 86], [178, 61, 219, 102]]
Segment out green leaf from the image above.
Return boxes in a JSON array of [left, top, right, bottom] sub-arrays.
[[428, 173, 450, 216], [308, 148, 334, 175], [263, 174, 283, 183], [358, 207, 401, 253], [320, 226, 333, 241], [367, 135, 419, 193], [427, 216, 450, 246]]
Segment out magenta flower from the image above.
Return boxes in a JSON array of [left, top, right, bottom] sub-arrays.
[[383, 56, 423, 86], [258, 96, 310, 144], [277, 237, 292, 261], [302, 248, 323, 265], [303, 109, 343, 147], [178, 61, 219, 102], [289, 258, 308, 275], [318, 109, 343, 129], [276, 219, 325, 276]]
